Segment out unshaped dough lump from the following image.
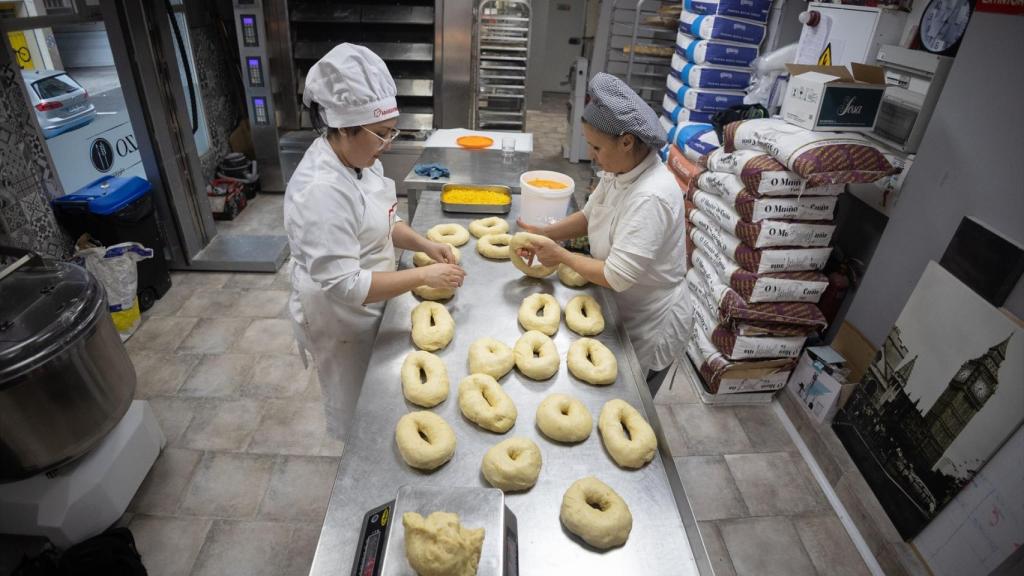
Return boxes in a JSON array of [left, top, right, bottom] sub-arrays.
[[481, 437, 542, 491], [403, 511, 485, 576]]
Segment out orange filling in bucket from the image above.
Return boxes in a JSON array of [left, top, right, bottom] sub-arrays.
[[526, 179, 568, 190]]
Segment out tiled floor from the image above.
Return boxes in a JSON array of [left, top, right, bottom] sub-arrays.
[[0, 94, 871, 576], [654, 367, 871, 576]]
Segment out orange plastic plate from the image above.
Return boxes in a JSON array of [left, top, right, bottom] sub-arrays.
[[456, 135, 495, 149]]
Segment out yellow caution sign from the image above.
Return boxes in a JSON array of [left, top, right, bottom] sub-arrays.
[[817, 43, 832, 67], [7, 31, 34, 70]]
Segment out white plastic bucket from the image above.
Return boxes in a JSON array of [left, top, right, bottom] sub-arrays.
[[519, 170, 575, 227]]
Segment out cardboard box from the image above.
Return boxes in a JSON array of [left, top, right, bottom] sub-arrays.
[[786, 346, 857, 423], [780, 63, 887, 132]]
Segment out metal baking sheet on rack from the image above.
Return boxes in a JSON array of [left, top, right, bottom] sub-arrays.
[[310, 193, 702, 576], [380, 485, 507, 576]]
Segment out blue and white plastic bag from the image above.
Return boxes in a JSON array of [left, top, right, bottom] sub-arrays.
[[667, 74, 746, 112], [676, 32, 760, 68], [683, 0, 774, 23], [662, 93, 716, 124], [679, 11, 767, 45], [667, 122, 721, 162], [672, 61, 753, 90]]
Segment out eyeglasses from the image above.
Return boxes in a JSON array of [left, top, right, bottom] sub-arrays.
[[362, 126, 401, 149]]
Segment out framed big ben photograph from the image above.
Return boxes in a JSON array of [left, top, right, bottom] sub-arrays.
[[833, 261, 1022, 539]]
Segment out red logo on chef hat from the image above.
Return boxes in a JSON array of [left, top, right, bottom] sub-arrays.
[[374, 106, 399, 117]]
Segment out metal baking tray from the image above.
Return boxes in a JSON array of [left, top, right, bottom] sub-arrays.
[[441, 184, 512, 214], [379, 485, 512, 576]]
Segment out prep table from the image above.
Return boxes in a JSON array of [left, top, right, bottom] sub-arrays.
[[309, 192, 709, 576]]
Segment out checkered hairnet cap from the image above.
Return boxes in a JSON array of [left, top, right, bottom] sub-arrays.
[[582, 72, 667, 148]]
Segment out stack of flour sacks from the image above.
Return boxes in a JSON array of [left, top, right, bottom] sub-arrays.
[[673, 118, 898, 395], [662, 0, 773, 128]]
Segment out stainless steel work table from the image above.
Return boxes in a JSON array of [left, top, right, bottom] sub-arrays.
[[309, 192, 710, 576], [402, 147, 531, 218]]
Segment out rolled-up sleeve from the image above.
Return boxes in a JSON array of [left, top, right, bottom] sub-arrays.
[[604, 195, 673, 292], [290, 182, 373, 306]]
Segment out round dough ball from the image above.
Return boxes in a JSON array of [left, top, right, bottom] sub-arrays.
[[413, 246, 461, 267], [469, 216, 510, 238], [565, 295, 605, 336], [403, 511, 484, 576], [513, 330, 560, 380], [517, 293, 561, 336], [411, 301, 455, 352], [560, 476, 633, 550], [458, 374, 517, 433], [412, 285, 456, 301], [395, 411, 456, 471], [468, 338, 515, 380], [599, 399, 657, 469], [481, 437, 542, 491], [567, 338, 617, 385], [509, 232, 557, 278], [427, 223, 470, 247], [535, 393, 592, 443], [401, 351, 449, 408], [558, 263, 588, 288], [476, 233, 512, 260]]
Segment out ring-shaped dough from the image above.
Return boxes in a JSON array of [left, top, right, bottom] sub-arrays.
[[413, 246, 461, 267], [401, 351, 450, 408], [476, 233, 512, 260], [517, 293, 561, 336], [560, 477, 633, 549], [403, 512, 484, 576], [411, 301, 455, 351], [536, 393, 593, 443], [458, 374, 517, 433], [567, 338, 617, 385], [565, 295, 605, 336], [469, 216, 510, 238], [468, 338, 515, 380], [598, 399, 657, 469], [481, 437, 542, 491], [395, 411, 456, 471], [558, 263, 588, 288], [509, 232, 557, 278], [513, 330, 560, 380], [427, 223, 470, 247], [412, 285, 456, 301]]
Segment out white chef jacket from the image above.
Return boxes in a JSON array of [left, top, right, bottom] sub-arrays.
[[582, 151, 693, 371], [283, 136, 400, 439]]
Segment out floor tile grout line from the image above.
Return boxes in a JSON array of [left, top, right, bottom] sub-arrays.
[[771, 401, 885, 576]]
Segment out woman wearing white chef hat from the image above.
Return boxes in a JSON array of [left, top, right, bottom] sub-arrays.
[[517, 73, 692, 394], [285, 44, 465, 439]]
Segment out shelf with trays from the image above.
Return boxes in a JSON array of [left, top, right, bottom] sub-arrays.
[[473, 0, 531, 130]]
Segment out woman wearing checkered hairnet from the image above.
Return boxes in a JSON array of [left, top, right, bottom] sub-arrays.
[[517, 73, 693, 395]]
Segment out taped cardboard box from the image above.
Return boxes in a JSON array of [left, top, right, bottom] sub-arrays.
[[780, 63, 887, 132], [786, 346, 856, 423]]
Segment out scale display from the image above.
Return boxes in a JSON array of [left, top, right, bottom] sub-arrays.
[[246, 57, 264, 87], [240, 14, 259, 47], [252, 97, 269, 125]]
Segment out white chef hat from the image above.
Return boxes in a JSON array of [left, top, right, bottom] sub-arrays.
[[302, 43, 399, 128]]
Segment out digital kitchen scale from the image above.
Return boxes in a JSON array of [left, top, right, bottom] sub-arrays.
[[351, 485, 519, 576]]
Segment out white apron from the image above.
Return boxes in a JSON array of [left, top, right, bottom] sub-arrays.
[[586, 160, 692, 372], [290, 176, 398, 440]]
